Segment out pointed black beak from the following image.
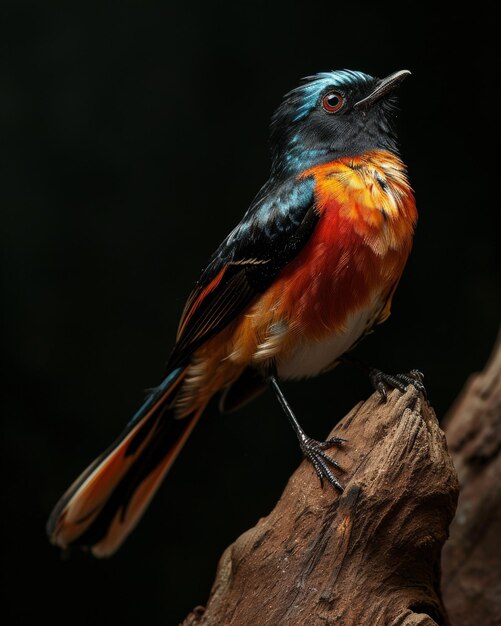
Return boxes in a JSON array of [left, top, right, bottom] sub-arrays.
[[354, 69, 411, 110]]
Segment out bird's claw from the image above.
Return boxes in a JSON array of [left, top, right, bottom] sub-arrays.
[[370, 368, 426, 400], [300, 436, 345, 491]]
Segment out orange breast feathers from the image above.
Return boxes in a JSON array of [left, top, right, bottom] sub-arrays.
[[249, 150, 417, 343]]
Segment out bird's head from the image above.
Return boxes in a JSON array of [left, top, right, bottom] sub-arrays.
[[270, 69, 410, 176]]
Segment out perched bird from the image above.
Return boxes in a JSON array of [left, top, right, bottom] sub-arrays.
[[47, 69, 420, 557]]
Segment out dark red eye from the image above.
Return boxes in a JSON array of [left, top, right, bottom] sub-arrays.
[[322, 92, 344, 113]]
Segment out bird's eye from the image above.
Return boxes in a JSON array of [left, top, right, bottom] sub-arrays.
[[322, 92, 344, 113]]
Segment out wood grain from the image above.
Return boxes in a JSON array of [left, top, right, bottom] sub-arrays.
[[182, 384, 458, 626]]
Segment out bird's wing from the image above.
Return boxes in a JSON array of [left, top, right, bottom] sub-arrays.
[[167, 174, 317, 368]]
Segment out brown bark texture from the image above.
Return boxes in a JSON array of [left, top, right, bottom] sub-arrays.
[[182, 385, 459, 626], [441, 331, 501, 626]]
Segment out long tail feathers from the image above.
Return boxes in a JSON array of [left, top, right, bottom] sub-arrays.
[[47, 367, 204, 557]]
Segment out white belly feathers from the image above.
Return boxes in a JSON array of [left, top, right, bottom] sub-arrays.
[[276, 303, 379, 380]]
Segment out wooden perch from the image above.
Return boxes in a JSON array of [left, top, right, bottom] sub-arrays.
[[441, 331, 501, 626], [182, 385, 459, 626]]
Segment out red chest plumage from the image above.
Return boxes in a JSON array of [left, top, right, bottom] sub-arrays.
[[267, 150, 417, 339]]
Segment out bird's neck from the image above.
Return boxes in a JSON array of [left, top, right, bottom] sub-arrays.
[[271, 141, 331, 178], [272, 140, 401, 180]]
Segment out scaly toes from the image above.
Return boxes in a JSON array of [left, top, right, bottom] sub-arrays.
[[370, 368, 427, 400], [301, 437, 345, 492], [395, 370, 427, 397], [319, 436, 346, 449]]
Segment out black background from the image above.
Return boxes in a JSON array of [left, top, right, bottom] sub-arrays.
[[2, 2, 499, 625]]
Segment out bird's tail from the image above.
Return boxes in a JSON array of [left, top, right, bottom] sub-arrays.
[[46, 366, 203, 557]]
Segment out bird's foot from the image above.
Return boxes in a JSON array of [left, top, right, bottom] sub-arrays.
[[299, 435, 345, 491], [369, 368, 426, 401], [267, 374, 345, 492]]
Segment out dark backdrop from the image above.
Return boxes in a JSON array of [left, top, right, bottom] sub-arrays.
[[2, 2, 499, 624]]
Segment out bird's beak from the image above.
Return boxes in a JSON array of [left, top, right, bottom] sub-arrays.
[[354, 69, 411, 110]]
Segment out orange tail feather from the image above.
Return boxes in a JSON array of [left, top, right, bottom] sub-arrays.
[[47, 367, 204, 557]]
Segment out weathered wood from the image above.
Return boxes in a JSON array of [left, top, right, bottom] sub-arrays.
[[182, 385, 459, 626], [442, 331, 501, 626]]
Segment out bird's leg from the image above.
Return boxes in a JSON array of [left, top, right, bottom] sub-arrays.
[[267, 374, 344, 491], [341, 355, 426, 401]]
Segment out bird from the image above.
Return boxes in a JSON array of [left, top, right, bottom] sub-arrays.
[[47, 68, 420, 558]]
